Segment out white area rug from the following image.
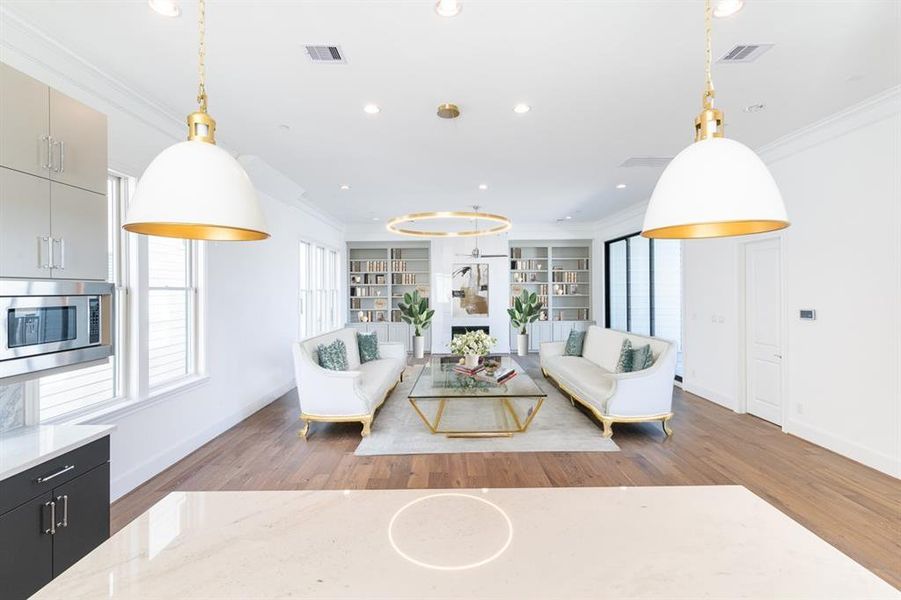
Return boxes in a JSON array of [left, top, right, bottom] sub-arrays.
[[355, 365, 619, 455]]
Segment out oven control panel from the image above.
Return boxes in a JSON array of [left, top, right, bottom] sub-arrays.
[[89, 297, 100, 344]]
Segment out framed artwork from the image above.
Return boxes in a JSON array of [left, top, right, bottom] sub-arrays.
[[452, 264, 489, 317]]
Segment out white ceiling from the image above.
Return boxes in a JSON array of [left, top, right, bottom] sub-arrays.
[[3, 1, 899, 225]]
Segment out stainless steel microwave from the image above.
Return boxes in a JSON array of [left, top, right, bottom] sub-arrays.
[[0, 280, 113, 381]]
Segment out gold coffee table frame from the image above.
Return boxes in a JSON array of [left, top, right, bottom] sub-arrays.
[[407, 357, 547, 438], [408, 396, 545, 438]]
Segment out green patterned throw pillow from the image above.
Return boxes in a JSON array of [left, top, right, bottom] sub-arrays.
[[630, 344, 655, 372], [616, 339, 633, 373], [317, 339, 348, 371], [564, 330, 585, 356], [357, 332, 380, 364]]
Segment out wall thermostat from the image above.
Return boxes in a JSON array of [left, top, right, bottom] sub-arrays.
[[800, 309, 816, 320]]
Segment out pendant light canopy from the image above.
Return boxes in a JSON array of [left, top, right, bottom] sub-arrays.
[[641, 0, 789, 239], [124, 0, 268, 241]]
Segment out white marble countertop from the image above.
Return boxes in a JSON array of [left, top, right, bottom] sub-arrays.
[[33, 486, 899, 599], [0, 424, 115, 481]]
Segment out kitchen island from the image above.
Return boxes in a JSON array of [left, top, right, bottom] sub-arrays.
[[31, 486, 897, 598]]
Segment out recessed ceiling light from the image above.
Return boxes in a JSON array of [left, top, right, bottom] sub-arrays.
[[713, 0, 744, 18], [616, 183, 627, 189], [148, 0, 180, 17], [372, 217, 380, 221], [363, 104, 381, 115], [564, 216, 573, 220], [340, 184, 350, 191], [513, 103, 531, 114], [478, 183, 488, 191], [435, 0, 462, 17], [743, 103, 766, 113]]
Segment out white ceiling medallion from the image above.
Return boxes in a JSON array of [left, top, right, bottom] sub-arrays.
[[125, 0, 268, 241], [435, 0, 462, 17], [641, 0, 788, 239]]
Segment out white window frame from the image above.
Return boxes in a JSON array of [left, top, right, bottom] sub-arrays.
[[299, 239, 341, 339]]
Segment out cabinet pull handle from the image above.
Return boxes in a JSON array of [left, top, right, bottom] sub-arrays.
[[38, 236, 53, 269], [36, 464, 74, 483], [41, 135, 54, 171], [43, 501, 56, 535], [57, 140, 66, 173], [57, 495, 69, 528], [58, 238, 66, 270]]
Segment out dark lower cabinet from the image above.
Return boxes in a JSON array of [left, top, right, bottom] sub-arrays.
[[0, 436, 110, 600], [0, 493, 54, 599]]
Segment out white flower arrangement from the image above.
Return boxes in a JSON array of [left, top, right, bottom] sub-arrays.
[[449, 330, 497, 357]]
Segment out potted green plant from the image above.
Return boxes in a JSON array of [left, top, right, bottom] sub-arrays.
[[507, 289, 543, 356], [398, 290, 435, 359], [449, 330, 497, 368]]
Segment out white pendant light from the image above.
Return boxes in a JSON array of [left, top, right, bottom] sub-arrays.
[[641, 0, 788, 239], [124, 0, 269, 241]]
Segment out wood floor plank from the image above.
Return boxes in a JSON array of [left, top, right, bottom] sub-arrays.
[[110, 358, 901, 589]]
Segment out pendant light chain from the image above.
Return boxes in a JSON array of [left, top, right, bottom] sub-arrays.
[[703, 0, 715, 109], [197, 0, 208, 113]]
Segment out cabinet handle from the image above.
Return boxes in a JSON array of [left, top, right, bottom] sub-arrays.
[[57, 140, 66, 173], [38, 236, 52, 269], [57, 495, 69, 528], [41, 135, 54, 171], [51, 238, 66, 270], [36, 464, 74, 483], [43, 501, 56, 535]]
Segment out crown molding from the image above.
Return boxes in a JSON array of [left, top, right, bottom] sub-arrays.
[[0, 6, 185, 142], [757, 85, 901, 164]]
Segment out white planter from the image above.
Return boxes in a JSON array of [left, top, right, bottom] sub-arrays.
[[464, 354, 480, 369], [412, 335, 425, 359], [517, 334, 529, 356]]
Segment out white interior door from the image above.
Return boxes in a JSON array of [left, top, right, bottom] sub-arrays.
[[745, 238, 783, 425]]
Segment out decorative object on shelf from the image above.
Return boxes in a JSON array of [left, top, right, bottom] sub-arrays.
[[398, 290, 435, 359], [386, 210, 511, 238], [358, 311, 369, 323], [124, 0, 268, 241], [452, 264, 490, 317], [449, 329, 497, 369], [641, 0, 789, 239], [373, 298, 388, 311], [507, 289, 543, 356]]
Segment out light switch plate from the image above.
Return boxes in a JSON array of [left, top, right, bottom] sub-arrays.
[[800, 309, 816, 320]]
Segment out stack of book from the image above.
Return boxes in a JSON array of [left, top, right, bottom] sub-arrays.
[[453, 364, 485, 376], [494, 369, 517, 384]]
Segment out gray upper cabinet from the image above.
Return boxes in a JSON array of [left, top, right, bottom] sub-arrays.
[[0, 168, 52, 279], [0, 63, 108, 281], [48, 89, 108, 195], [0, 62, 51, 179], [50, 182, 108, 281]]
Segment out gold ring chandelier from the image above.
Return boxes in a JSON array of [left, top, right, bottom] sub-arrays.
[[386, 210, 512, 238]]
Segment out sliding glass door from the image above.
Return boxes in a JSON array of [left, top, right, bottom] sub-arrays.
[[605, 233, 683, 377]]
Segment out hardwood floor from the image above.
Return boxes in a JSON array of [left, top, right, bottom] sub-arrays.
[[111, 358, 901, 589]]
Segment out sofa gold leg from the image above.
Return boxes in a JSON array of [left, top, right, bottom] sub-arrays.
[[361, 419, 372, 437], [662, 416, 673, 437], [541, 368, 548, 378], [569, 394, 575, 407], [298, 419, 310, 440], [601, 419, 614, 439]]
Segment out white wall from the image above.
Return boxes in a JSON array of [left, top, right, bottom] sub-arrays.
[[1, 21, 345, 499], [680, 90, 901, 476]]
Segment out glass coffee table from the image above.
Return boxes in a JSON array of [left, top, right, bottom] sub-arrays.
[[408, 356, 547, 437]]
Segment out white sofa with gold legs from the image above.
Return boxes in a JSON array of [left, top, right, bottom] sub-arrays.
[[292, 328, 406, 439], [540, 326, 676, 439]]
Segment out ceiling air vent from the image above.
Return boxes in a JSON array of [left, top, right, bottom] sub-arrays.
[[717, 43, 774, 64], [619, 157, 673, 169], [305, 45, 346, 63]]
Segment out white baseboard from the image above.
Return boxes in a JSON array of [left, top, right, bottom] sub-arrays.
[[110, 381, 294, 501], [682, 382, 737, 412], [784, 418, 900, 479]]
